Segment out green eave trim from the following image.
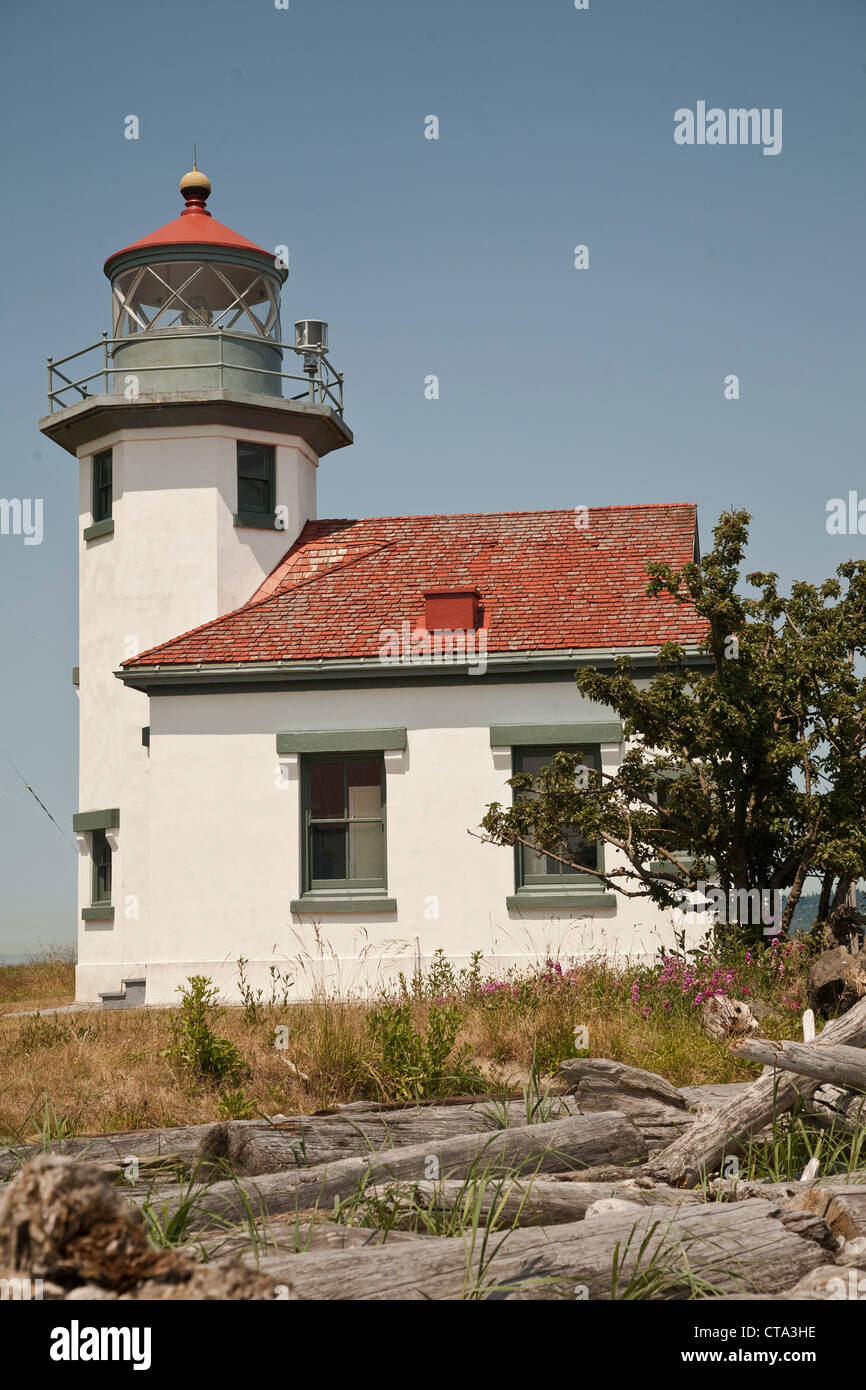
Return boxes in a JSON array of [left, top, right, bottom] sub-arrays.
[[233, 511, 281, 531], [82, 904, 114, 921], [506, 892, 617, 910], [73, 808, 120, 832], [490, 721, 622, 746], [290, 896, 397, 915], [116, 647, 712, 694], [277, 729, 407, 754], [83, 518, 114, 541]]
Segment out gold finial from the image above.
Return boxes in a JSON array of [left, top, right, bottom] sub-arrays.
[[180, 148, 211, 203]]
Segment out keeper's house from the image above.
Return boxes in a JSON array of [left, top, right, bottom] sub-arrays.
[[41, 167, 706, 1005]]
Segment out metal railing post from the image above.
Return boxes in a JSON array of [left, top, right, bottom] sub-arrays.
[[47, 358, 54, 412], [101, 331, 109, 394], [218, 327, 224, 389]]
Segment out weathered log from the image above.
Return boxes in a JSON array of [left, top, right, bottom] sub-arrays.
[[0, 1123, 221, 1181], [650, 996, 866, 1187], [731, 1037, 866, 1091], [679, 1082, 753, 1111], [166, 1112, 647, 1232], [807, 947, 866, 1014], [195, 1101, 569, 1176], [367, 1176, 705, 1228], [254, 1198, 830, 1300], [789, 1185, 866, 1242], [558, 1058, 686, 1110], [700, 996, 761, 1040]]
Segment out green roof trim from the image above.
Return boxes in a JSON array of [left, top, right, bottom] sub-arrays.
[[277, 729, 407, 754], [490, 721, 622, 746], [73, 808, 120, 832]]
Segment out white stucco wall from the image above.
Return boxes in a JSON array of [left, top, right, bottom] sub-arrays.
[[75, 676, 695, 1004], [75, 421, 318, 1002]]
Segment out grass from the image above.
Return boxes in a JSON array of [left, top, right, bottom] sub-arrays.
[[0, 943, 75, 1012], [0, 936, 831, 1149]]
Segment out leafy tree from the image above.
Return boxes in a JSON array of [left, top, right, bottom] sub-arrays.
[[480, 511, 866, 935]]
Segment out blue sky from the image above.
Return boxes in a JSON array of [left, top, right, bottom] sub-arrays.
[[0, 0, 864, 953]]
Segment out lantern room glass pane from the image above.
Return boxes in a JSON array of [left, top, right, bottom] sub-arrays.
[[111, 260, 282, 340]]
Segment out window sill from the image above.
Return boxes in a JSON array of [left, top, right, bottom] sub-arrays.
[[290, 896, 397, 915], [506, 891, 616, 911], [649, 858, 716, 876], [83, 519, 114, 542], [82, 905, 114, 921], [234, 511, 280, 531]]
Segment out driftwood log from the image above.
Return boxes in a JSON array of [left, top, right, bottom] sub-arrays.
[[195, 1101, 570, 1176], [369, 1176, 706, 1227], [166, 1112, 647, 1231], [253, 1198, 831, 1300], [650, 995, 866, 1186], [731, 1037, 866, 1091]]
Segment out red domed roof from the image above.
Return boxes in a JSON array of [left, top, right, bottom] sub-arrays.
[[104, 168, 276, 277]]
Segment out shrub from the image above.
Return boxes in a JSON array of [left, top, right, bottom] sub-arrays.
[[162, 976, 249, 1085], [366, 998, 486, 1101]]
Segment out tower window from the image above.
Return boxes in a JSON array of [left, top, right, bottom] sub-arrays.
[[92, 450, 113, 523], [91, 829, 112, 904], [237, 442, 275, 515]]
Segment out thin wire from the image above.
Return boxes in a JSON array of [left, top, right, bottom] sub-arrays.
[[0, 742, 77, 851]]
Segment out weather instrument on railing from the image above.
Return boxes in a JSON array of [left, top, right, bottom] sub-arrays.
[[295, 320, 328, 377]]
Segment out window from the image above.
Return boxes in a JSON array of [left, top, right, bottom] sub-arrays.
[[236, 442, 275, 515], [91, 829, 112, 904], [302, 754, 386, 891], [92, 450, 113, 523], [514, 745, 601, 888]]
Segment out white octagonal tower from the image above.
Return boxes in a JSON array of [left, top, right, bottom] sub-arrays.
[[40, 165, 352, 1004]]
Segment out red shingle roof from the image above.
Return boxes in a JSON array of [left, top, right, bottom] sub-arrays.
[[123, 504, 707, 668]]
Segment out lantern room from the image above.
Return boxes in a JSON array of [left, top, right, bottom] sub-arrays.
[[103, 166, 288, 396]]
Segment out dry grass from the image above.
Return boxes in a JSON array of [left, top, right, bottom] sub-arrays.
[[0, 944, 76, 1013], [0, 940, 814, 1145], [0, 962, 782, 1148]]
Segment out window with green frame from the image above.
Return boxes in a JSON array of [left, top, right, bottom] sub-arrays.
[[513, 745, 601, 888], [237, 441, 275, 515], [92, 450, 113, 523], [91, 829, 112, 904], [301, 754, 387, 892]]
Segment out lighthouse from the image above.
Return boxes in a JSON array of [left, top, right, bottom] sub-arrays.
[[40, 166, 352, 1004]]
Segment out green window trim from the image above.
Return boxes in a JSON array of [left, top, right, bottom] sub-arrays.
[[236, 440, 276, 516], [72, 667, 80, 687], [92, 448, 113, 524], [300, 752, 388, 896], [83, 518, 115, 542], [506, 891, 616, 910], [278, 729, 407, 755], [233, 510, 280, 530], [290, 896, 397, 915], [90, 827, 112, 907], [82, 904, 115, 922], [490, 721, 622, 746], [73, 808, 120, 832], [511, 745, 605, 894]]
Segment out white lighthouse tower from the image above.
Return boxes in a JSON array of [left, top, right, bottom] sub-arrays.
[[40, 165, 352, 1004]]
